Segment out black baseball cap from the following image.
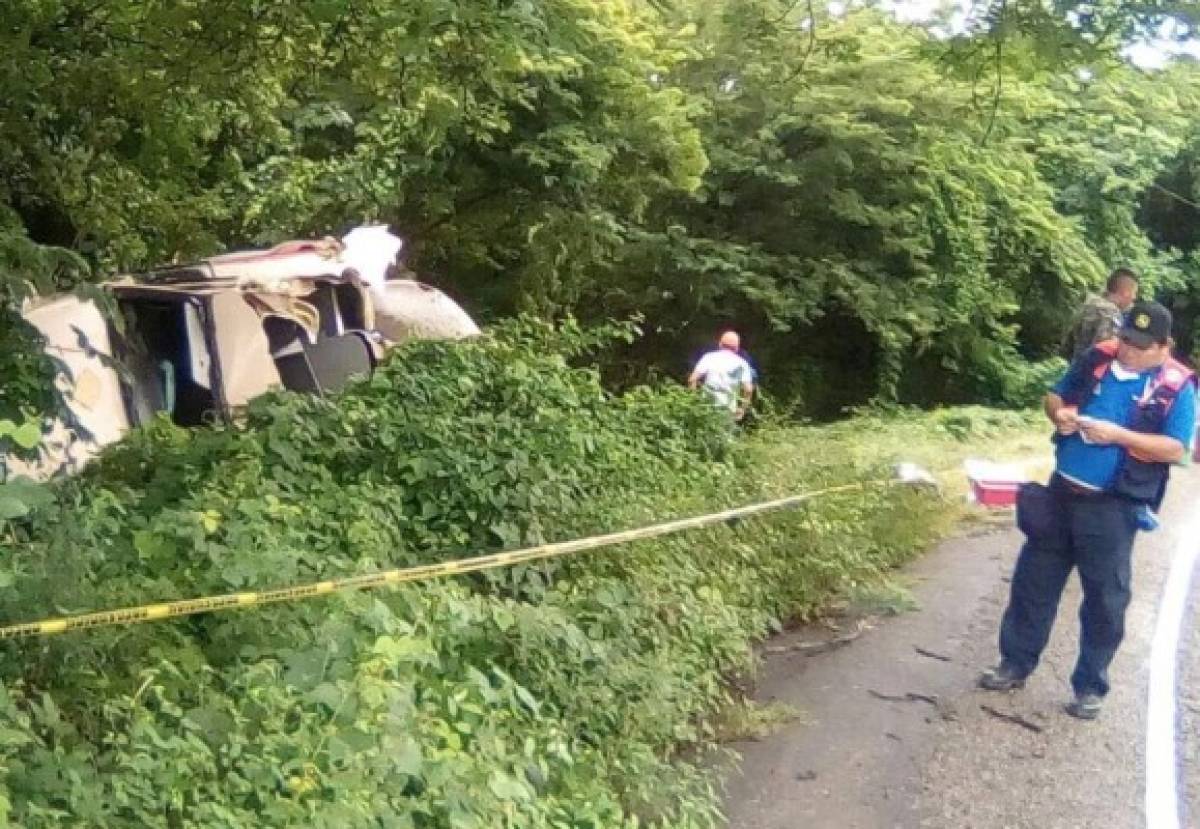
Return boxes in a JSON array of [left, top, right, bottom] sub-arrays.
[[1120, 301, 1172, 348]]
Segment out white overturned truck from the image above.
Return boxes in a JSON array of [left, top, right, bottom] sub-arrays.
[[7, 227, 478, 480]]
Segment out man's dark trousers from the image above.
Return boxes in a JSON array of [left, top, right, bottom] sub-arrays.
[[999, 477, 1139, 696]]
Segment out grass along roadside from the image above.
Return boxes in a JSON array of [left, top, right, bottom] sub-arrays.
[[719, 405, 1046, 619], [695, 407, 1045, 746], [742, 406, 1049, 501]]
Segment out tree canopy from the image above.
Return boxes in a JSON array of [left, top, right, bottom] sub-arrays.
[[3, 0, 1200, 432]]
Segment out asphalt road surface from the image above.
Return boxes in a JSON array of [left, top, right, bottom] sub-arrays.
[[722, 467, 1200, 829]]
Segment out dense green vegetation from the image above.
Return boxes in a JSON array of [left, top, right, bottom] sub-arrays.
[[3, 0, 1200, 438], [0, 1, 1196, 823], [0, 322, 1040, 827]]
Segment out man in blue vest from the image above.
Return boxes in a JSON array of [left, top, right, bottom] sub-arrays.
[[979, 301, 1197, 719]]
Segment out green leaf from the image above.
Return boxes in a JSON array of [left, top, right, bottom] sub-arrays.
[[0, 478, 51, 520], [392, 736, 423, 777], [0, 497, 28, 521], [488, 770, 532, 802], [10, 421, 42, 450]]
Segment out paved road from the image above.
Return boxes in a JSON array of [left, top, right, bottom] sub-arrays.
[[722, 468, 1200, 829]]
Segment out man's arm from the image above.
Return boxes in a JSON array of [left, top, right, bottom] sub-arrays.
[[1091, 311, 1120, 345], [1079, 380, 1195, 464], [1044, 392, 1079, 435], [733, 378, 754, 418], [688, 353, 709, 389], [1078, 420, 1186, 463], [1121, 431, 1188, 464], [1074, 317, 1098, 355]]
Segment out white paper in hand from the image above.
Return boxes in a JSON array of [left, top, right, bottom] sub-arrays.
[[1077, 415, 1098, 444]]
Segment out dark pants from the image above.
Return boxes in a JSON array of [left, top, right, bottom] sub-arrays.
[[999, 477, 1139, 696]]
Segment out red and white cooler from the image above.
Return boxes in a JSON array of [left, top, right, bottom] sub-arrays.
[[964, 459, 1030, 508]]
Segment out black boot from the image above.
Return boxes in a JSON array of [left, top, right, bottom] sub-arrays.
[[978, 662, 1027, 691]]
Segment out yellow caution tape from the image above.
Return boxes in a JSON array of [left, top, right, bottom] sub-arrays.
[[0, 481, 887, 640]]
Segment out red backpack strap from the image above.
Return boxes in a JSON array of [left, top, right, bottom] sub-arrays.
[[1125, 359, 1194, 461], [1155, 358, 1196, 392], [1149, 360, 1197, 417], [1091, 339, 1119, 381]]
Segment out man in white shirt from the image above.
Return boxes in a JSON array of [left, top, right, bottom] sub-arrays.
[[688, 331, 755, 420]]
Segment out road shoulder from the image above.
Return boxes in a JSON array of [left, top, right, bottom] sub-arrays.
[[722, 472, 1197, 829]]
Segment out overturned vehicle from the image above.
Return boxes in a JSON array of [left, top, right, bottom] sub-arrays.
[[10, 227, 479, 479]]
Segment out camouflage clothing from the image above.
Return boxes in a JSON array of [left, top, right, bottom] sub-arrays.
[[1065, 294, 1124, 361]]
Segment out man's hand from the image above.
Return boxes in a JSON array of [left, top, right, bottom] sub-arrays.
[[1044, 392, 1079, 436], [735, 383, 753, 422], [1052, 407, 1080, 436], [1078, 417, 1124, 446]]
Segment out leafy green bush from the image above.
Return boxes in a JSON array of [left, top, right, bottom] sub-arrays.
[[977, 356, 1068, 410], [0, 320, 996, 828]]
